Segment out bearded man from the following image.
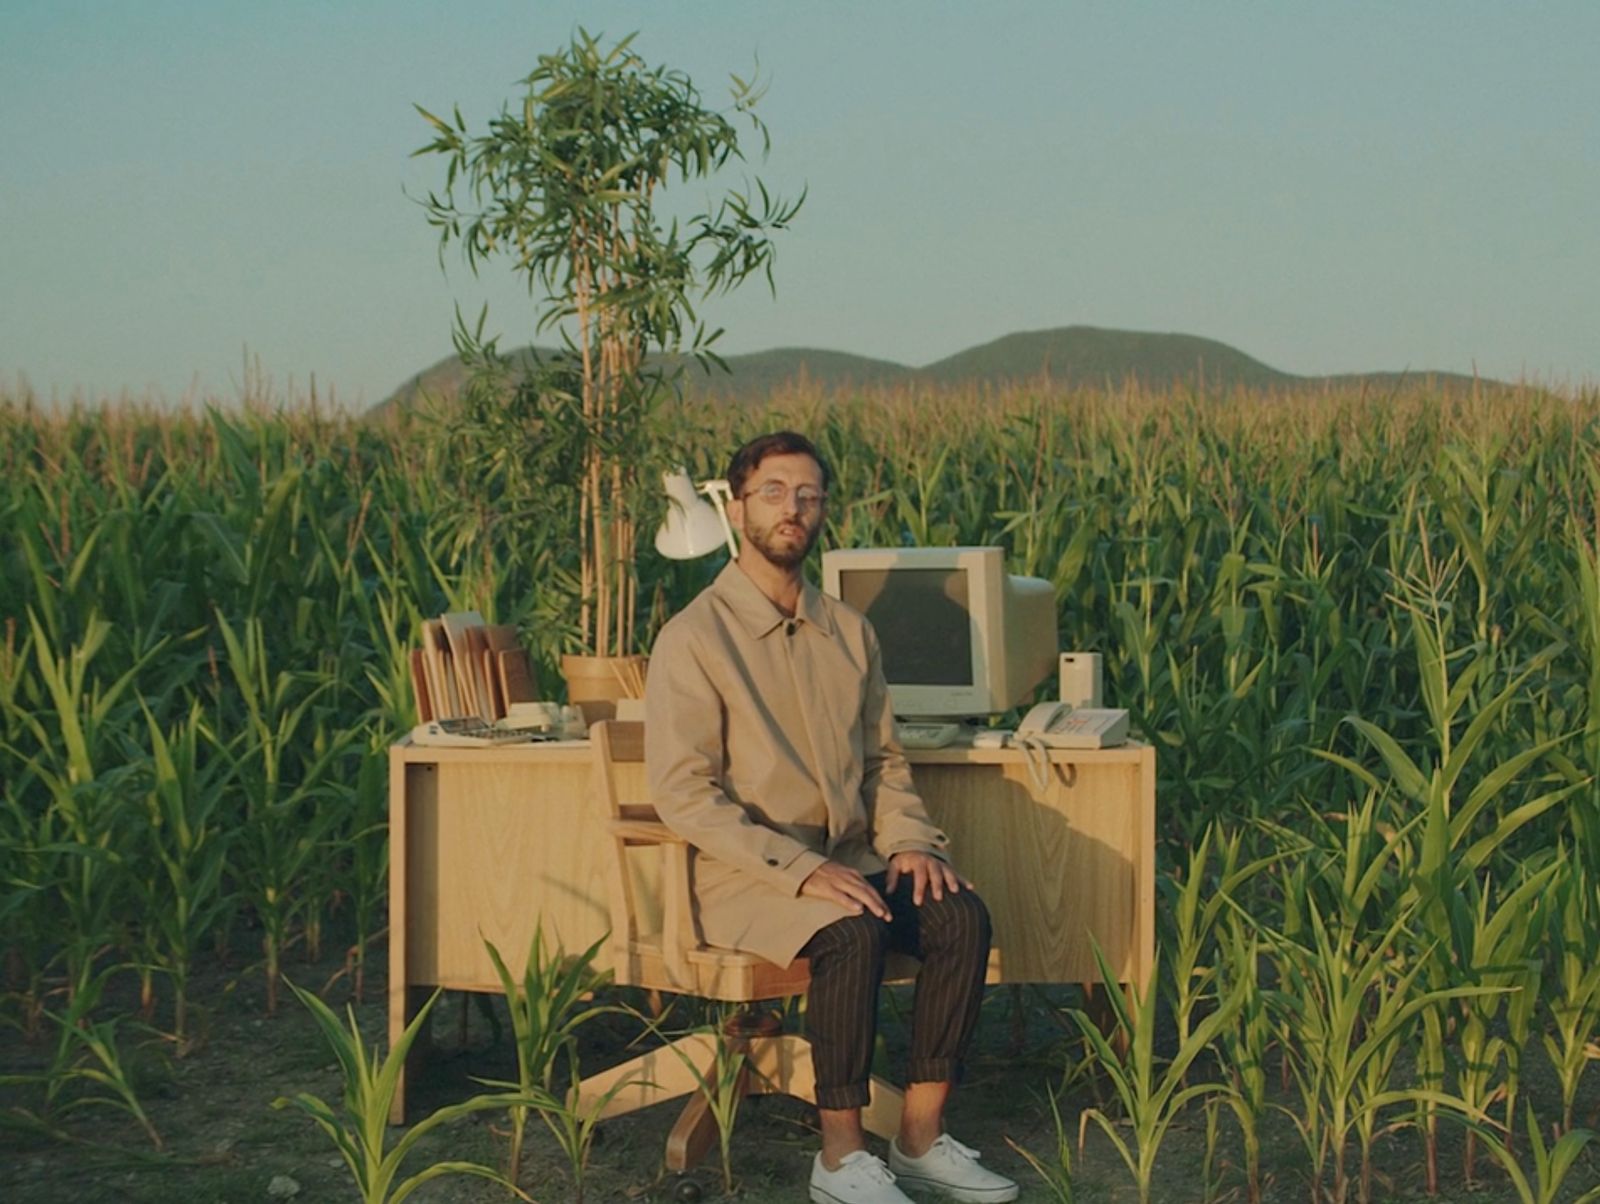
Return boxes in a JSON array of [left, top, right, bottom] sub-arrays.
[[645, 431, 1017, 1204]]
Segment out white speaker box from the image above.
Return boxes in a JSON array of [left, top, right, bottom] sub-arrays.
[[1059, 652, 1103, 709]]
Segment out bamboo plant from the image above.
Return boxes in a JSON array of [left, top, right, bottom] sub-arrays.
[[415, 28, 802, 656]]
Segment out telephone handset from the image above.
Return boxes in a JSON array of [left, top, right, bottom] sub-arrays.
[[1017, 701, 1072, 739], [1015, 701, 1130, 749]]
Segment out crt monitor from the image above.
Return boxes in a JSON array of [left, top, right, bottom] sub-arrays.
[[821, 546, 1059, 719]]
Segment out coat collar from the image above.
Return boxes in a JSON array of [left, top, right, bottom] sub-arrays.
[[712, 561, 837, 640]]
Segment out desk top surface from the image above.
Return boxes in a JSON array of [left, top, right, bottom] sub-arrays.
[[391, 736, 1153, 767]]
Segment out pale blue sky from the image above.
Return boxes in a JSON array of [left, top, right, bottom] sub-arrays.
[[3, 1, 1596, 406]]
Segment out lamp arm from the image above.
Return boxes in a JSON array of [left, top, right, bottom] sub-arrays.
[[699, 480, 740, 560]]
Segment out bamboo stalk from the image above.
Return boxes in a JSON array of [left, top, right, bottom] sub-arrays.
[[576, 231, 596, 655]]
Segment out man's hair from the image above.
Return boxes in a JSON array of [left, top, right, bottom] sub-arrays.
[[725, 430, 833, 498]]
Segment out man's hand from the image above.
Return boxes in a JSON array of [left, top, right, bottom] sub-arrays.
[[800, 861, 891, 920], [885, 851, 970, 906]]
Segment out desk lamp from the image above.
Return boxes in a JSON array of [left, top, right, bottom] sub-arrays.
[[655, 469, 739, 560]]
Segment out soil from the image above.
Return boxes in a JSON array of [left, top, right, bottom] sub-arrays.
[[3, 945, 1598, 1203]]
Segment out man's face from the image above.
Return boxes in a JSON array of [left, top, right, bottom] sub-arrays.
[[729, 452, 827, 570]]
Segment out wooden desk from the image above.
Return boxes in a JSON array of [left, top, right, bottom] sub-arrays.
[[388, 739, 1154, 1121]]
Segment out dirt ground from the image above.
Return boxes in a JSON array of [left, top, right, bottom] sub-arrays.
[[3, 945, 1598, 1203]]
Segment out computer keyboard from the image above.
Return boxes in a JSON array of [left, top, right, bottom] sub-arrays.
[[897, 721, 963, 750], [411, 717, 542, 747]]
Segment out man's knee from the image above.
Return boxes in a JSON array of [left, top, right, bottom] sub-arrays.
[[923, 889, 992, 959], [808, 910, 890, 969]]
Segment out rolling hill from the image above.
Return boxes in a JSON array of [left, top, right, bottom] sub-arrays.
[[371, 325, 1484, 417], [919, 327, 1293, 390]]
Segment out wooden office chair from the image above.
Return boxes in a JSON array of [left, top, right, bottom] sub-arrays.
[[573, 720, 906, 1171]]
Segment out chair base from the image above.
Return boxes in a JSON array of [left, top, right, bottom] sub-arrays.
[[574, 1013, 905, 1172]]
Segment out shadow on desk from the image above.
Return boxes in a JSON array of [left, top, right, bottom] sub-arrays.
[[913, 756, 1148, 989]]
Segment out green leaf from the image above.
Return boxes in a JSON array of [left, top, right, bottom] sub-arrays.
[[1344, 716, 1430, 802]]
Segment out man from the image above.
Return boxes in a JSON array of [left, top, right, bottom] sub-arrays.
[[645, 431, 1018, 1204]]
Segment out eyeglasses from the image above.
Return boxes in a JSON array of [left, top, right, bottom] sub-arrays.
[[742, 480, 827, 510]]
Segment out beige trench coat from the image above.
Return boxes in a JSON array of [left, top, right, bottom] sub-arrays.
[[644, 563, 950, 967]]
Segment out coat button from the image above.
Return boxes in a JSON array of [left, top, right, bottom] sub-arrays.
[[765, 857, 779, 866]]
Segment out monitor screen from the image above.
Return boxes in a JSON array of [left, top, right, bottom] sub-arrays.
[[836, 568, 973, 686]]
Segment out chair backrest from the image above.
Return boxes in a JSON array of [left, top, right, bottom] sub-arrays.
[[590, 718, 646, 821], [589, 721, 684, 981]]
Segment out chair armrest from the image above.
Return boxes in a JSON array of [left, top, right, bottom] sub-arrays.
[[609, 819, 685, 845], [608, 819, 698, 985]]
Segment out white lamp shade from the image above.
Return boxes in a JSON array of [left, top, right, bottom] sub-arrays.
[[655, 470, 732, 559]]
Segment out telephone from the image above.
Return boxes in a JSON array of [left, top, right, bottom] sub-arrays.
[[1016, 701, 1129, 749]]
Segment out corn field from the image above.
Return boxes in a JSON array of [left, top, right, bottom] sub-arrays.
[[5, 378, 1600, 1201]]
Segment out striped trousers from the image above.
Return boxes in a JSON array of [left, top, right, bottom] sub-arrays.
[[798, 872, 992, 1110]]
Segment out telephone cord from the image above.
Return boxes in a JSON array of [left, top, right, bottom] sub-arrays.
[[1014, 734, 1056, 796]]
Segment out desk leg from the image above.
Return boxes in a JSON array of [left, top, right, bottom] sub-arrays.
[[1132, 746, 1156, 995], [388, 749, 410, 1125], [1123, 745, 1157, 1058]]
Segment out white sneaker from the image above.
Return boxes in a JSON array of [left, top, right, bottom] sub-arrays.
[[809, 1150, 916, 1204], [889, 1135, 1019, 1203]]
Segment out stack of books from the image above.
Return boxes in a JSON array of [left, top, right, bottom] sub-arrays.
[[410, 611, 538, 722]]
